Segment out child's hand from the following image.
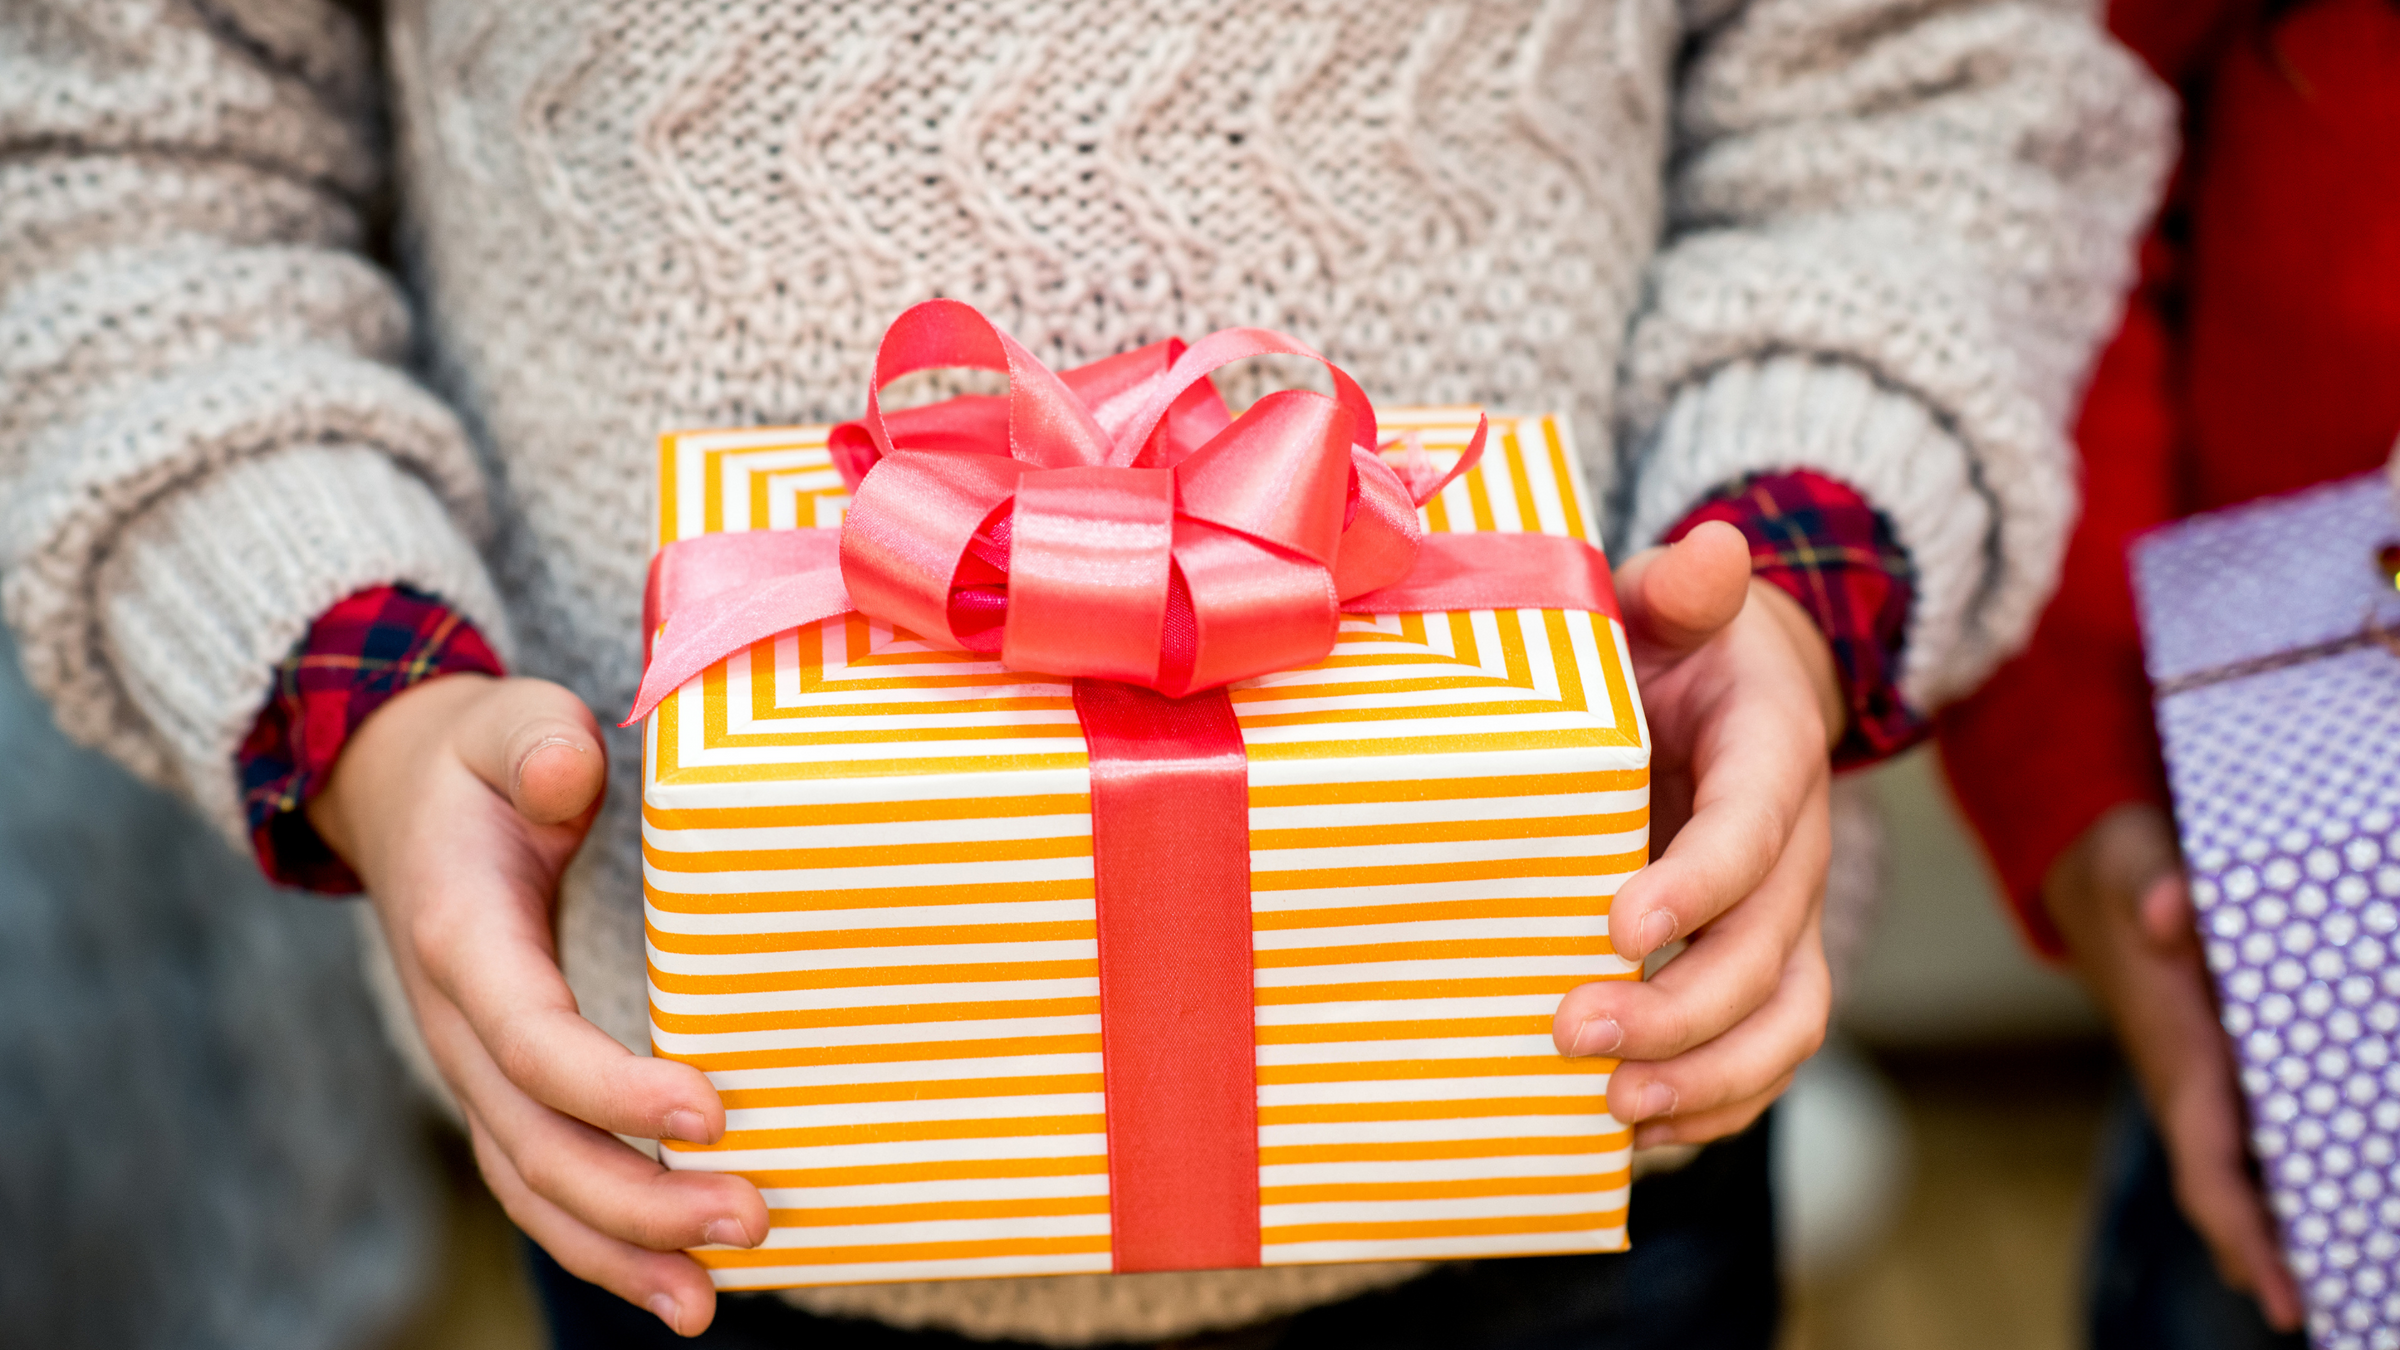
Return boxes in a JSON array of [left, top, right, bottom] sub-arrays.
[[1552, 521, 1838, 1146], [309, 673, 765, 1338], [2046, 804, 2304, 1332]]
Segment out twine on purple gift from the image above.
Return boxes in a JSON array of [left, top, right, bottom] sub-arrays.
[[2149, 540, 2400, 698], [2151, 614, 2400, 697]]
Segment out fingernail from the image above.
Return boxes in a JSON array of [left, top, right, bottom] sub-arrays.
[[1636, 1082, 1679, 1121], [665, 1108, 710, 1144], [703, 1218, 753, 1248], [513, 735, 583, 790], [1568, 1015, 1624, 1058], [1635, 910, 1677, 957], [646, 1294, 681, 1332]]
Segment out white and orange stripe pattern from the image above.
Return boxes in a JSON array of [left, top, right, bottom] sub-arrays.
[[644, 408, 1650, 1288]]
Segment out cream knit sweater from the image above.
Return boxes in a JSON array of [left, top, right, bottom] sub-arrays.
[[0, 0, 2168, 1341]]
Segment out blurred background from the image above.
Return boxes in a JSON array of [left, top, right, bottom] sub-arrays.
[[0, 628, 2114, 1350]]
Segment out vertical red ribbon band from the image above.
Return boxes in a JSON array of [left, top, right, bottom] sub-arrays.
[[1072, 679, 1262, 1272]]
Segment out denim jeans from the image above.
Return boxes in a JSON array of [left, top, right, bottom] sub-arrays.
[[532, 1114, 1779, 1350]]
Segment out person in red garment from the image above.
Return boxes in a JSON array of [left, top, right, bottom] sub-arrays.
[[1938, 0, 2400, 1343]]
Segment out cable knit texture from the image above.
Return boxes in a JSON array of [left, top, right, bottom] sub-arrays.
[[1620, 1, 2174, 704], [0, 0, 2169, 1342]]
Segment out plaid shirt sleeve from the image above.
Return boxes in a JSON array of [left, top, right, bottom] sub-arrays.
[[1663, 471, 1924, 770], [237, 585, 505, 892]]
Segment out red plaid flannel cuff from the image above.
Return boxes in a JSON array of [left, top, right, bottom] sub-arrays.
[[1665, 471, 1925, 770], [237, 585, 504, 891]]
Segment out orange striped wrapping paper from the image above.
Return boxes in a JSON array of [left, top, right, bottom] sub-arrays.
[[644, 407, 1649, 1289]]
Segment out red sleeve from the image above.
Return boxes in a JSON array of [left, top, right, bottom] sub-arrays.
[[237, 585, 505, 892], [2106, 0, 2257, 84], [1933, 236, 2182, 958], [1930, 0, 2259, 956]]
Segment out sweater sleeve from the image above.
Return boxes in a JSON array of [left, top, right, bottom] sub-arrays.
[[0, 2, 511, 838], [1617, 0, 2176, 710]]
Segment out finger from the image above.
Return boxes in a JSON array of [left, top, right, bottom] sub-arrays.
[[1603, 922, 1830, 1136], [454, 678, 609, 825], [1611, 742, 1825, 964], [2173, 1155, 2306, 1332], [427, 988, 769, 1251], [1614, 522, 1751, 658], [1632, 1074, 1794, 1150], [473, 993, 730, 1146], [1554, 824, 1818, 1062], [2257, 1268, 2306, 1332], [2156, 1078, 2306, 1331], [408, 866, 730, 1143], [470, 1114, 724, 1338]]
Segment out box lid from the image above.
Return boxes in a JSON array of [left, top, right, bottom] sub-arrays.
[[644, 409, 1647, 804], [2131, 474, 2400, 687]]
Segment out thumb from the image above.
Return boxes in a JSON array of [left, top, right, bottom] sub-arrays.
[[1617, 520, 1752, 659], [456, 678, 609, 826]]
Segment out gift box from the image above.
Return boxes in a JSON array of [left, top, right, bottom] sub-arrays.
[[2133, 474, 2400, 1349], [638, 308, 1647, 1290]]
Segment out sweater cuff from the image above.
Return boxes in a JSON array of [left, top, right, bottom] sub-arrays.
[[239, 586, 505, 892], [1623, 355, 2069, 711], [1665, 471, 1925, 770], [88, 442, 513, 841]]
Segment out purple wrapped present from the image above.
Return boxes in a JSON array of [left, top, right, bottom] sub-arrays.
[[2132, 473, 2400, 1349]]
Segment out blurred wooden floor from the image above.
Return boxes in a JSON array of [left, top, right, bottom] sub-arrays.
[[383, 1042, 2117, 1350], [1781, 1044, 2115, 1350], [382, 1131, 544, 1350]]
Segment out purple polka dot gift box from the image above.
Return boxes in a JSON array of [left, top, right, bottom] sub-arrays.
[[2133, 474, 2400, 1350]]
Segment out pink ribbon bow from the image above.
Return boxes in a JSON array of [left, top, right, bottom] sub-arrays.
[[627, 298, 1617, 724]]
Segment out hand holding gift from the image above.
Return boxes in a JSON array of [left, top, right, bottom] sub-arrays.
[[2124, 476, 2400, 1342], [2042, 803, 2305, 1331], [307, 674, 766, 1334], [1557, 528, 1840, 1149], [305, 303, 1843, 1333]]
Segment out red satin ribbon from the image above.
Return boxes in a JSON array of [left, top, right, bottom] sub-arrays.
[[632, 302, 1626, 1272], [1072, 679, 1260, 1272]]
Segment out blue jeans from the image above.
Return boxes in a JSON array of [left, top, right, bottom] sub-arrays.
[[2086, 1085, 2306, 1350], [531, 1115, 1780, 1350]]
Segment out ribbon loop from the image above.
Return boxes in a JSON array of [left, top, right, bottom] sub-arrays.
[[1113, 327, 1379, 470], [843, 298, 1112, 484], [1331, 447, 1425, 601], [1392, 413, 1490, 508], [840, 450, 1025, 649], [1170, 520, 1342, 697], [1055, 339, 1235, 458], [1173, 389, 1354, 566], [1004, 466, 1177, 686]]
